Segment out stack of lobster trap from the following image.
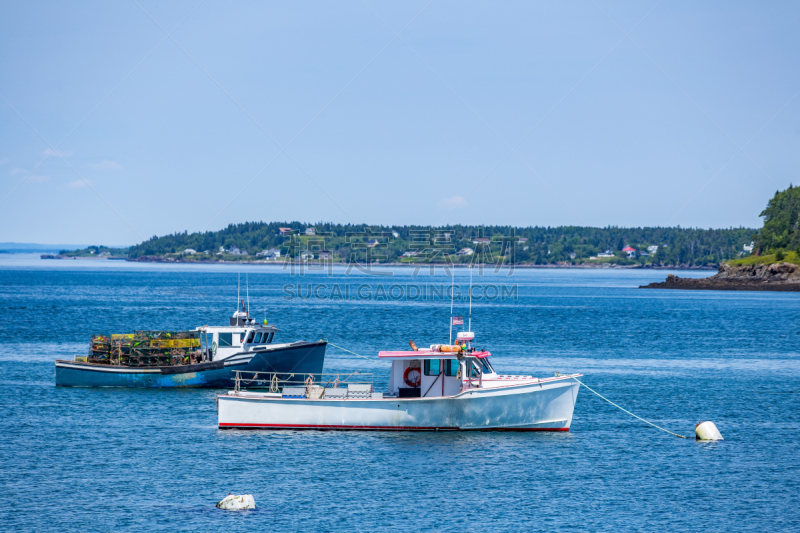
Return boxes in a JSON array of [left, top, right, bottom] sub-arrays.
[[89, 330, 202, 367]]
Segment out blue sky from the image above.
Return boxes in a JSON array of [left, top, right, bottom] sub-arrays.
[[1, 1, 798, 245]]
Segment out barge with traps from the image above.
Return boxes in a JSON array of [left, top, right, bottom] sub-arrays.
[[217, 331, 582, 431], [55, 302, 327, 388]]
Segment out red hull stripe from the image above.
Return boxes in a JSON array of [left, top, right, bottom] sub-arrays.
[[219, 423, 569, 431]]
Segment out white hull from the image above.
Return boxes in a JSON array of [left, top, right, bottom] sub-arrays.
[[218, 375, 581, 431]]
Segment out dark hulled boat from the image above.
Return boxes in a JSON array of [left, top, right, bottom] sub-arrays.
[[55, 304, 327, 388]]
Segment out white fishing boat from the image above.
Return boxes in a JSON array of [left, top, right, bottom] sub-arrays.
[[217, 330, 581, 431], [218, 267, 582, 431]]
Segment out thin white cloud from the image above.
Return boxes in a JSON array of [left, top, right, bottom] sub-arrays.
[[28, 175, 50, 183], [67, 179, 92, 188], [10, 167, 27, 175], [88, 160, 121, 171], [439, 195, 468, 209], [43, 148, 73, 157]]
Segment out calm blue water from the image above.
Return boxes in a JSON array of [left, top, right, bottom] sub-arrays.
[[1, 254, 798, 532]]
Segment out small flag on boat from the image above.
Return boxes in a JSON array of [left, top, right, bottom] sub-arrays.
[[451, 316, 464, 325]]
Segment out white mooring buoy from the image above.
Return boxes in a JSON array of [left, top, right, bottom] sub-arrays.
[[216, 493, 256, 510], [695, 421, 723, 441]]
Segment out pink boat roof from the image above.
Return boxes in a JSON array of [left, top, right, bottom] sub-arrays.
[[378, 350, 491, 359]]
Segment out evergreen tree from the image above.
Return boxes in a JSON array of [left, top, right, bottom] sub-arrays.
[[755, 185, 800, 253]]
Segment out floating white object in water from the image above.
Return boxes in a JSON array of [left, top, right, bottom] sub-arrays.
[[695, 421, 723, 441], [216, 493, 256, 510]]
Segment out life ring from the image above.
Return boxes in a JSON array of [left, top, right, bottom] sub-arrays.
[[403, 366, 421, 388]]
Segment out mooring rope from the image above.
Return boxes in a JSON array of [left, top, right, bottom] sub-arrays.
[[326, 341, 390, 366], [570, 376, 688, 439]]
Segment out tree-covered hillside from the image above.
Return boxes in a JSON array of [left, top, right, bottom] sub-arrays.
[[755, 185, 800, 254], [110, 222, 755, 267]]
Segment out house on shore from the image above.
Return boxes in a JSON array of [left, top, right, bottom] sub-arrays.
[[257, 248, 282, 260]]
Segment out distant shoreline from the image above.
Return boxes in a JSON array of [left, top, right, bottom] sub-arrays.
[[32, 254, 717, 271]]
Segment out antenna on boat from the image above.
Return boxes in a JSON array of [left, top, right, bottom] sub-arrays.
[[237, 272, 240, 312], [468, 262, 473, 332], [246, 273, 250, 317], [449, 263, 455, 345]]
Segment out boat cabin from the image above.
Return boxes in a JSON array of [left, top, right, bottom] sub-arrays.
[[380, 332, 496, 398], [195, 306, 280, 362]]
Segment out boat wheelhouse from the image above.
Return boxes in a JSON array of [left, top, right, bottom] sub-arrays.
[[383, 342, 511, 399], [197, 307, 280, 364], [217, 331, 581, 431]]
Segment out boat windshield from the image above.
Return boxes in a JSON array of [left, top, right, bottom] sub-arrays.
[[469, 360, 481, 378], [481, 358, 494, 374]]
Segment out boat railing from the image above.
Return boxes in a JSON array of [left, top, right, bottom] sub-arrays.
[[233, 371, 374, 395]]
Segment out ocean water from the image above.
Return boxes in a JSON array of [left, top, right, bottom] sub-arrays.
[[1, 254, 798, 532]]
